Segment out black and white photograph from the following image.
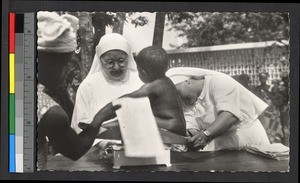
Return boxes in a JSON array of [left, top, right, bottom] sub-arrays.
[[36, 11, 290, 172]]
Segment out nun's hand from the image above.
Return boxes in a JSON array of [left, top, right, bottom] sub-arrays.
[[186, 131, 208, 151]]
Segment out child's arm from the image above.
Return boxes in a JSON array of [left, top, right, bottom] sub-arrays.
[[121, 81, 156, 98]]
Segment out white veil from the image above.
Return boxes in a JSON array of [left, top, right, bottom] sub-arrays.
[[87, 33, 137, 77], [166, 67, 268, 117]]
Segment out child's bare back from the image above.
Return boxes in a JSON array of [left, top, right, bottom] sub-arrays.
[[149, 77, 186, 135], [121, 46, 186, 136]]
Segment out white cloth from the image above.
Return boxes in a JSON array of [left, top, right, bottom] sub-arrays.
[[37, 11, 78, 53], [71, 33, 143, 133], [71, 71, 143, 133], [166, 67, 270, 151], [37, 84, 59, 123], [203, 119, 270, 151]]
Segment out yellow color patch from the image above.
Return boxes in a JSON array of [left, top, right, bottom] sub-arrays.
[[9, 54, 15, 93]]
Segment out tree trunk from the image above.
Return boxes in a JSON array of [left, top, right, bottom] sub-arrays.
[[77, 12, 95, 80], [92, 12, 107, 58], [93, 24, 105, 55], [152, 12, 166, 46], [113, 12, 126, 35]]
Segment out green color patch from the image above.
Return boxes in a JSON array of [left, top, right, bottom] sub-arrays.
[[9, 94, 15, 134]]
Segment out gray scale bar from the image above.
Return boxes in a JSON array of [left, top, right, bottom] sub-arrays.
[[23, 12, 35, 173], [24, 13, 34, 35], [24, 35, 35, 81], [15, 33, 24, 138], [23, 126, 34, 172], [16, 33, 24, 172]]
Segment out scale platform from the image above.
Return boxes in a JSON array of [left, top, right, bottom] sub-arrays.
[[111, 145, 171, 169], [98, 122, 187, 169]]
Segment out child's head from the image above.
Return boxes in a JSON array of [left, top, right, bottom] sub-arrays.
[[135, 46, 169, 83]]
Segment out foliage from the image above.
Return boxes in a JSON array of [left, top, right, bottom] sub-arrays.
[[130, 15, 149, 27], [91, 12, 116, 28], [166, 12, 289, 48]]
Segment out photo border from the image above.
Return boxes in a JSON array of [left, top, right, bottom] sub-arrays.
[[1, 1, 299, 182]]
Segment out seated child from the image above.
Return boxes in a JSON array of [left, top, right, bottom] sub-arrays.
[[121, 46, 186, 136]]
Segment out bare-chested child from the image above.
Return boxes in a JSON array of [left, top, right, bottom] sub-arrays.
[[121, 46, 186, 136]]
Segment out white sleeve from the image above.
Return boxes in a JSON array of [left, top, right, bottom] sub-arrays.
[[210, 76, 241, 121], [183, 105, 201, 131], [71, 83, 93, 134]]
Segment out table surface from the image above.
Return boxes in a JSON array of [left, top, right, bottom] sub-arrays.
[[45, 144, 289, 172]]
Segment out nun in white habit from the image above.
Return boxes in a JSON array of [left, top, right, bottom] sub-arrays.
[[166, 67, 270, 151], [71, 33, 143, 134]]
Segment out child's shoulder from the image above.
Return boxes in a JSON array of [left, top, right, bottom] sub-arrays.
[[141, 78, 171, 93], [150, 77, 173, 86]]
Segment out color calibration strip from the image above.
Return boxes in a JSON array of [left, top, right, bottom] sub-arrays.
[[9, 12, 36, 173], [9, 12, 16, 173]]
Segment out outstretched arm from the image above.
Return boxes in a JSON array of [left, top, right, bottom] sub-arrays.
[[121, 83, 154, 98], [39, 103, 119, 161]]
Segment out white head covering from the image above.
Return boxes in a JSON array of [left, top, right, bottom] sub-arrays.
[[88, 33, 137, 76], [166, 67, 222, 84], [37, 11, 78, 53], [166, 67, 268, 116], [167, 75, 190, 85]]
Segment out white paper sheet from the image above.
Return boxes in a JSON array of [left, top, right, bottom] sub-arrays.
[[113, 97, 165, 157]]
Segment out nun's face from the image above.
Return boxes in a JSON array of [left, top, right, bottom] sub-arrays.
[[175, 79, 201, 105], [100, 50, 129, 80]]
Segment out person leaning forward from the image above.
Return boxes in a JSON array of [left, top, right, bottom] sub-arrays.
[[166, 67, 271, 151]]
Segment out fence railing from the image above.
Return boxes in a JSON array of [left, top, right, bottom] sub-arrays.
[[166, 40, 290, 87]]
